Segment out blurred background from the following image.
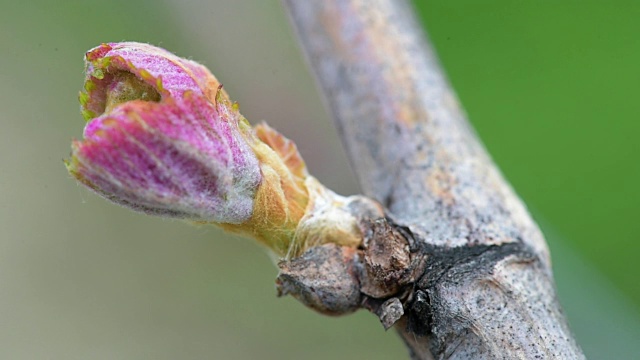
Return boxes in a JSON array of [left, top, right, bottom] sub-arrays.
[[1, 0, 638, 358]]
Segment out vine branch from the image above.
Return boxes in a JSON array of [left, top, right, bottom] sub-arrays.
[[282, 1, 584, 358]]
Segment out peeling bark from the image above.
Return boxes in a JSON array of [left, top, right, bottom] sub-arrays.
[[282, 0, 584, 359]]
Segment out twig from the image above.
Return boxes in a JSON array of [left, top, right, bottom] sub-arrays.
[[282, 1, 584, 358]]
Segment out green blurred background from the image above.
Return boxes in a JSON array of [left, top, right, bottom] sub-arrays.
[[1, 0, 638, 358]]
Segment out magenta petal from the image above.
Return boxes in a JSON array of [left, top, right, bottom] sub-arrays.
[[81, 42, 225, 120], [69, 92, 261, 223]]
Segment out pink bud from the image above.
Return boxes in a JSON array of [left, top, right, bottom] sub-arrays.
[[67, 42, 367, 259], [67, 43, 261, 223]]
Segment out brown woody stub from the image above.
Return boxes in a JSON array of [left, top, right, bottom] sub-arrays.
[[276, 213, 427, 330], [360, 218, 412, 298], [276, 243, 362, 315], [360, 218, 427, 302]]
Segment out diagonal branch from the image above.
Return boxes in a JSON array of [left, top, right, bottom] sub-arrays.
[[282, 1, 584, 358]]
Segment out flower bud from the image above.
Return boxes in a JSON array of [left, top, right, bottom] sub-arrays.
[[68, 42, 259, 224], [67, 42, 369, 258]]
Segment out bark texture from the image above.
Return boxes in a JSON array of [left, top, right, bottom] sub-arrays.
[[282, 0, 584, 359]]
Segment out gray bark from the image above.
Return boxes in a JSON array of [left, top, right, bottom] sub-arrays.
[[282, 0, 584, 359]]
